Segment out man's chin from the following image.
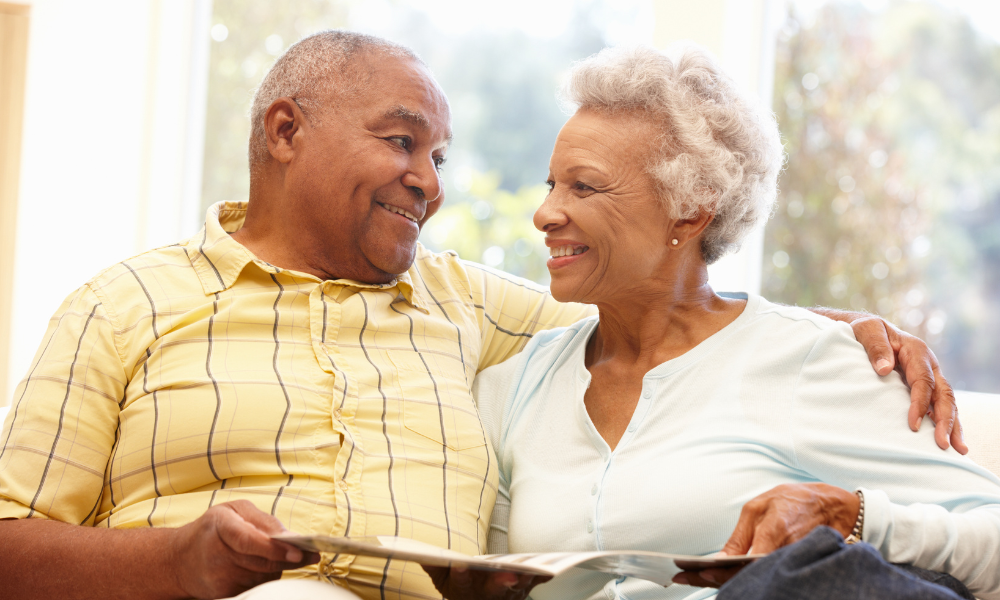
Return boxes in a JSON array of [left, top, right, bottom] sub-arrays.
[[368, 243, 419, 280]]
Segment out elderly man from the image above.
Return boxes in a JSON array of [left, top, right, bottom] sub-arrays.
[[0, 31, 962, 600]]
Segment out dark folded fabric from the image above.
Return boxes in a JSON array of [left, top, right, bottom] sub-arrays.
[[717, 526, 973, 600]]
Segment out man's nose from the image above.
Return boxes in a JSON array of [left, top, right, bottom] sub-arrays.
[[402, 155, 442, 203]]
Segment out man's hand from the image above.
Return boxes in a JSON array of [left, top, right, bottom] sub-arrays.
[[422, 565, 550, 600], [673, 483, 858, 590], [170, 500, 320, 599], [810, 307, 966, 454], [0, 500, 319, 600]]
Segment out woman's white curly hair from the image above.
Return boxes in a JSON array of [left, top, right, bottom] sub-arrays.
[[562, 44, 785, 264]]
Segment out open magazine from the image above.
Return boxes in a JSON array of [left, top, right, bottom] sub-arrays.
[[272, 533, 763, 586]]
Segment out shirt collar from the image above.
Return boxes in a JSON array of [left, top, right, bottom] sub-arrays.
[[185, 201, 429, 311]]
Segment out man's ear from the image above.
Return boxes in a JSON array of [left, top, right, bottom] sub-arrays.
[[667, 208, 715, 249], [264, 97, 305, 165]]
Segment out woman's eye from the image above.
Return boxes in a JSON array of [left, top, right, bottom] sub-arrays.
[[574, 182, 593, 192], [545, 180, 555, 192], [434, 156, 447, 171]]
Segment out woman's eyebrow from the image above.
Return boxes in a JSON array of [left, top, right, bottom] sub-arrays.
[[566, 164, 607, 176]]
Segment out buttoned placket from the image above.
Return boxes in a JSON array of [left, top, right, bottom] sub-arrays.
[[310, 280, 364, 578], [590, 377, 657, 552]]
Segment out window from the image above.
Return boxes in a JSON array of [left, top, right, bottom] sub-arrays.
[[0, 1, 30, 405], [764, 1, 1000, 392], [201, 0, 654, 286], [199, 0, 999, 393]]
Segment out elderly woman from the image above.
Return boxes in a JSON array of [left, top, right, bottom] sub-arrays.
[[427, 45, 1000, 600]]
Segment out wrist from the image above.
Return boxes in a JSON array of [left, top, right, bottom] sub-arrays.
[[160, 525, 194, 600], [844, 490, 865, 544]]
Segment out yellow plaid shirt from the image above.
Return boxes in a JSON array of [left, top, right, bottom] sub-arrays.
[[0, 201, 592, 599]]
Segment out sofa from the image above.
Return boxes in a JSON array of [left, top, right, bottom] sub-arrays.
[[957, 390, 1000, 479]]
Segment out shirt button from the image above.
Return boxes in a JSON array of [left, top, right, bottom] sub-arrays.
[[587, 519, 594, 533], [338, 480, 348, 491], [642, 390, 651, 399], [591, 484, 598, 496]]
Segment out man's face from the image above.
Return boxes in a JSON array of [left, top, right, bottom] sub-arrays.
[[285, 54, 452, 283]]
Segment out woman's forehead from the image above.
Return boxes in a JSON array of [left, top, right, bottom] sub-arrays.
[[551, 109, 660, 172]]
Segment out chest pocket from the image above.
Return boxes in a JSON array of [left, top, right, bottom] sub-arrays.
[[389, 350, 487, 452]]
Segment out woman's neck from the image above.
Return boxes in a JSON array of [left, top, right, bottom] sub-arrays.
[[586, 271, 746, 372]]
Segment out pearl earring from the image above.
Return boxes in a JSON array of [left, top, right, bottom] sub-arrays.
[[671, 239, 679, 246]]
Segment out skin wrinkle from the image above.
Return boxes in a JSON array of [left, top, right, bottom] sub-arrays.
[[539, 108, 677, 306], [232, 54, 452, 286], [0, 35, 970, 600], [565, 47, 784, 264], [537, 107, 743, 451]]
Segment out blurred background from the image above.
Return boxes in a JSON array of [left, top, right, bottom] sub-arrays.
[[1, 0, 998, 404]]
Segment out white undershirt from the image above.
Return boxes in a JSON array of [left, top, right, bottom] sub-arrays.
[[474, 294, 1000, 600]]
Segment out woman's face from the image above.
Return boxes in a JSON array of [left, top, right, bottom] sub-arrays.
[[535, 109, 676, 304]]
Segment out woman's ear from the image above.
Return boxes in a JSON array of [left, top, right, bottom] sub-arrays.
[[668, 208, 715, 249], [264, 97, 306, 165]]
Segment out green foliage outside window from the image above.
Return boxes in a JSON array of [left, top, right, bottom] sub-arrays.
[[765, 2, 1000, 392], [201, 1, 605, 285], [202, 1, 999, 391]]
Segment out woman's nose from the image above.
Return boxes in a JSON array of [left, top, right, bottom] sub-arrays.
[[533, 192, 569, 232]]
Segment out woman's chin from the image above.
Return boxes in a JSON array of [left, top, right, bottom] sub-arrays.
[[548, 279, 593, 305]]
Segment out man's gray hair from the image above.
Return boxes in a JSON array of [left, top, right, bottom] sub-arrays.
[[562, 44, 784, 264], [248, 30, 421, 169]]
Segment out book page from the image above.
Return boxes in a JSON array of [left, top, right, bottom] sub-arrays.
[[273, 534, 762, 585]]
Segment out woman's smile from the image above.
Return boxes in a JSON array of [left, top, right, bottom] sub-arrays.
[[546, 240, 591, 269]]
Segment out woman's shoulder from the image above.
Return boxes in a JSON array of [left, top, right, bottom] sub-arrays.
[[721, 295, 866, 373], [752, 296, 843, 330], [745, 296, 892, 386], [747, 296, 859, 345]]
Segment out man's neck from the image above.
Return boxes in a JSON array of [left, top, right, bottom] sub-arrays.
[[229, 201, 396, 284]]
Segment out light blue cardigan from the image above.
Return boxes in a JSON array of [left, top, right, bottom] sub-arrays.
[[474, 294, 1000, 600]]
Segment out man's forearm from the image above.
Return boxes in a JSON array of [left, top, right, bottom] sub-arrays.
[[0, 518, 185, 600]]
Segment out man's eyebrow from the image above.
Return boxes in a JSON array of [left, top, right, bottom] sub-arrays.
[[385, 105, 429, 127], [382, 105, 453, 143]]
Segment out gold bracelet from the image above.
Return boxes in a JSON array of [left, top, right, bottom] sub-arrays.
[[844, 490, 865, 545]]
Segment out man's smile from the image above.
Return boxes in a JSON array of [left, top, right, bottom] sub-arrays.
[[377, 201, 421, 223]]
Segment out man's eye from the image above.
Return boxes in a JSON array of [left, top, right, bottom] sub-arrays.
[[574, 182, 593, 192], [434, 156, 447, 171], [389, 136, 411, 150], [545, 179, 555, 192]]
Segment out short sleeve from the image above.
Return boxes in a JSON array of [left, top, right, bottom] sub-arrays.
[[462, 262, 595, 372], [0, 284, 126, 525]]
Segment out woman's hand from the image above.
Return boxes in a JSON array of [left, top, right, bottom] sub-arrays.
[[811, 307, 966, 454], [721, 483, 859, 555], [673, 483, 859, 589], [422, 565, 551, 600]]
